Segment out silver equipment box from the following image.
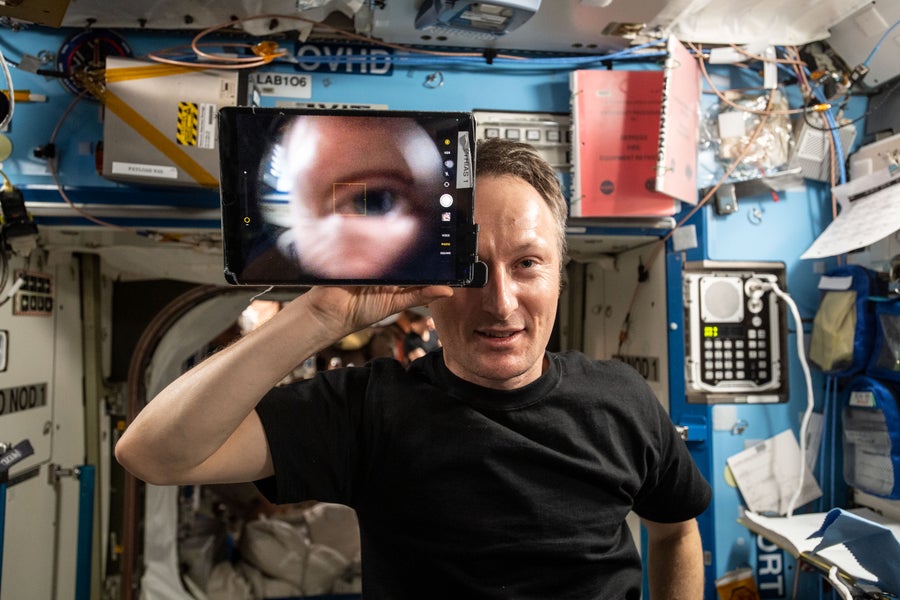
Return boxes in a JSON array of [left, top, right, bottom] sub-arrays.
[[101, 56, 244, 188]]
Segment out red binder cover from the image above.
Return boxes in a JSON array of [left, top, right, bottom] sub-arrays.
[[657, 36, 702, 204], [570, 38, 700, 217]]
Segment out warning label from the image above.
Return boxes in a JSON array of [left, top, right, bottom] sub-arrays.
[[176, 102, 199, 146], [176, 102, 217, 149]]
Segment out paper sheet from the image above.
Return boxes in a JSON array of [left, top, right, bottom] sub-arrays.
[[801, 168, 900, 260], [726, 429, 822, 514], [741, 508, 900, 591]]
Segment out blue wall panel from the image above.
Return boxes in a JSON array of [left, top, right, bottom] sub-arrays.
[[258, 64, 574, 113]]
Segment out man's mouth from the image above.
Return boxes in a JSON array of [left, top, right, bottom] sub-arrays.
[[477, 329, 519, 339]]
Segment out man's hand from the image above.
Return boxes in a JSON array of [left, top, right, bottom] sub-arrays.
[[301, 285, 454, 338]]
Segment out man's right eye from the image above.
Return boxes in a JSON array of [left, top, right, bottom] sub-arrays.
[[336, 188, 410, 216], [359, 189, 400, 215]]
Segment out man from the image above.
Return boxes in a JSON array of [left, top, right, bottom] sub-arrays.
[[116, 138, 711, 599]]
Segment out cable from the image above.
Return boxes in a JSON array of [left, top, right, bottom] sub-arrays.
[[45, 93, 138, 231], [771, 53, 850, 186], [863, 18, 900, 67], [763, 282, 815, 518], [728, 44, 807, 68], [287, 46, 668, 68], [0, 238, 9, 295], [799, 76, 900, 133], [740, 279, 814, 518], [146, 12, 667, 71], [0, 47, 14, 129], [828, 566, 854, 600], [2, 55, 68, 79], [687, 42, 810, 117], [248, 285, 275, 303], [782, 46, 811, 99], [0, 274, 24, 308], [147, 13, 526, 68], [770, 47, 854, 192]]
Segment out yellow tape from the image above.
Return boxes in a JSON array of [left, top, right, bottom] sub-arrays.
[[82, 71, 218, 187], [104, 63, 208, 83]]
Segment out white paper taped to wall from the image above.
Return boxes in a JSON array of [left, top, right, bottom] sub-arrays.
[[801, 167, 900, 260], [726, 429, 822, 515]]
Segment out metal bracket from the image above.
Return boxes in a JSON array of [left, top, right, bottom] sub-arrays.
[[676, 415, 709, 445], [714, 184, 738, 215], [48, 463, 82, 484]]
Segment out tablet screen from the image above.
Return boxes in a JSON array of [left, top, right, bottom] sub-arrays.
[[218, 107, 477, 286]]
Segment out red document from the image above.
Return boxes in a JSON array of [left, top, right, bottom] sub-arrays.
[[570, 38, 700, 217]]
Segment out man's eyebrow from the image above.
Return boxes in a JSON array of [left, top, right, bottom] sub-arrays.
[[509, 236, 554, 255]]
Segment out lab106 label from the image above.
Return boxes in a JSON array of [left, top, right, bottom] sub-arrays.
[[249, 72, 312, 99], [0, 383, 48, 416]]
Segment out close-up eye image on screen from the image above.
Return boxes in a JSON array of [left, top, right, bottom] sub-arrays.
[[218, 107, 478, 286]]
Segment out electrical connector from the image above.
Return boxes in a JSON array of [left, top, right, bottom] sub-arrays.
[[0, 183, 39, 257], [848, 64, 870, 88], [33, 143, 56, 160], [251, 40, 287, 64], [252, 40, 282, 57], [745, 278, 774, 315], [745, 278, 773, 299]]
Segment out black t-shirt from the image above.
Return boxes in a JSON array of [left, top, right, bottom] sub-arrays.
[[255, 350, 711, 599]]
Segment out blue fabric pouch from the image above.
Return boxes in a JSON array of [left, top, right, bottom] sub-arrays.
[[866, 297, 900, 382], [843, 375, 900, 499]]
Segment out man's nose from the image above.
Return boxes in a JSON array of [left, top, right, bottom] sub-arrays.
[[482, 267, 517, 319]]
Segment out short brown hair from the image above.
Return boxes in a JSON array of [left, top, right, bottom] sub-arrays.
[[475, 138, 568, 261]]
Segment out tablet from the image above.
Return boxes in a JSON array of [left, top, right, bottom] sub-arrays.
[[218, 106, 479, 286]]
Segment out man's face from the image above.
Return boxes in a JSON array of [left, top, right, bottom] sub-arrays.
[[429, 174, 562, 390]]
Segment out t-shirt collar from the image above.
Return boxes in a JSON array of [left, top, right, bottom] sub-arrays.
[[418, 350, 561, 411]]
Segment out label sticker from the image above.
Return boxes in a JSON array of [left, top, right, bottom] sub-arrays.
[[849, 390, 877, 408], [250, 72, 313, 98], [0, 383, 48, 416], [111, 161, 178, 180]]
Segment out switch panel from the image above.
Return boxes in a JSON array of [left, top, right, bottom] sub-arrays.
[[12, 270, 54, 317], [683, 261, 789, 404]]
